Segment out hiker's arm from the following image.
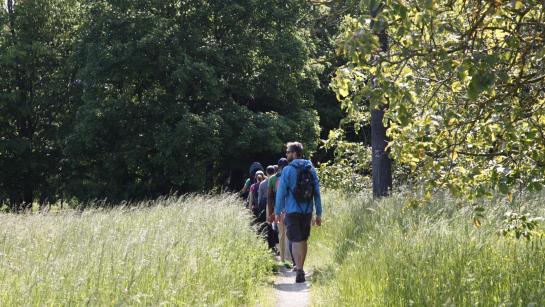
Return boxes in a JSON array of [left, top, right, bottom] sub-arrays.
[[312, 168, 322, 217], [240, 179, 250, 196], [248, 188, 254, 208], [239, 185, 248, 196], [275, 174, 287, 216], [267, 185, 275, 220]]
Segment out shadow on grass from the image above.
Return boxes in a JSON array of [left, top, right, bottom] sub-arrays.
[[311, 263, 337, 286]]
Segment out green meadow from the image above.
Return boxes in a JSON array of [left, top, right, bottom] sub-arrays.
[[0, 195, 272, 306], [2, 192, 545, 306], [309, 191, 545, 306]]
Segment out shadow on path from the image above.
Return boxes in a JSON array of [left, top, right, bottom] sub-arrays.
[[274, 281, 309, 292], [273, 263, 310, 307]]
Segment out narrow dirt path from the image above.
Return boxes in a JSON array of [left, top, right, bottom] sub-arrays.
[[273, 263, 310, 307]]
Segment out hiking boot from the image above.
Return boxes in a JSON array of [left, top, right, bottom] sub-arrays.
[[295, 269, 306, 283]]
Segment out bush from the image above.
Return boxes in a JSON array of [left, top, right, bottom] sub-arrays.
[[318, 129, 372, 193]]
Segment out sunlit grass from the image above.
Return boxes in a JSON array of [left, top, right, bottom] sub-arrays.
[[0, 194, 273, 306], [309, 191, 545, 306]]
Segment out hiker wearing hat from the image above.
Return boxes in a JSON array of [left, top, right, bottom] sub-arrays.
[[275, 142, 322, 283]]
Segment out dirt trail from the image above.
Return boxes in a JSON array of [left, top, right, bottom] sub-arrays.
[[273, 264, 310, 307]]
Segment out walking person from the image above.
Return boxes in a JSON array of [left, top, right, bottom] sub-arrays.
[[275, 142, 322, 283], [249, 171, 265, 217], [241, 162, 263, 202], [268, 158, 293, 267], [258, 166, 278, 249]]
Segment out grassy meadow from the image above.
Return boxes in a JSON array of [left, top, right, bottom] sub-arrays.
[[308, 191, 545, 306], [0, 195, 273, 306], [2, 191, 545, 306]]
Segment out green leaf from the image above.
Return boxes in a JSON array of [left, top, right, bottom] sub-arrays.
[[467, 70, 495, 100], [498, 183, 509, 194]]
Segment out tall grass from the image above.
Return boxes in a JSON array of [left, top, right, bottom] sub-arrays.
[[309, 191, 545, 306], [0, 195, 273, 306]]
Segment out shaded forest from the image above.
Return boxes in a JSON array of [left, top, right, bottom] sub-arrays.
[[1, 0, 353, 209]]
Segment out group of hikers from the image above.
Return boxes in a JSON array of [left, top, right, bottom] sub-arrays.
[[239, 142, 322, 283]]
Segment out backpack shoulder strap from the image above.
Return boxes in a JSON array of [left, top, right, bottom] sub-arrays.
[[285, 164, 298, 195]]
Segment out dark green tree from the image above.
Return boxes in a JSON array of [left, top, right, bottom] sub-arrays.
[[63, 0, 321, 201], [0, 0, 82, 210]]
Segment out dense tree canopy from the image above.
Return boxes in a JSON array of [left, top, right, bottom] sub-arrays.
[[1, 0, 334, 207], [63, 0, 322, 201]]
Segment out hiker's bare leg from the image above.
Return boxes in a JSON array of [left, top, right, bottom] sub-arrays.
[[293, 241, 308, 270], [278, 222, 286, 262], [292, 241, 304, 270], [301, 240, 308, 268], [284, 228, 292, 262]]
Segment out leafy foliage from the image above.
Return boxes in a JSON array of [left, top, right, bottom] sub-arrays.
[[501, 211, 544, 240], [318, 129, 371, 192], [331, 0, 545, 200]]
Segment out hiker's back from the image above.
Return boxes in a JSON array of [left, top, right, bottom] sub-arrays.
[[280, 159, 319, 214], [257, 179, 269, 212]]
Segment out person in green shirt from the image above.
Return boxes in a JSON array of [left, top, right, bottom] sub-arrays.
[[268, 172, 278, 194], [267, 158, 290, 264]]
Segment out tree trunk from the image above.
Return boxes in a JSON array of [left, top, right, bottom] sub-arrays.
[[370, 2, 392, 197], [371, 108, 392, 197], [7, 1, 15, 39]]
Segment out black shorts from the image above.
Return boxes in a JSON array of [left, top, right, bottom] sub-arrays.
[[285, 213, 313, 242]]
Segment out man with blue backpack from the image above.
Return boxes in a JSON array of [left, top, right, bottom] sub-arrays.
[[275, 142, 322, 283]]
